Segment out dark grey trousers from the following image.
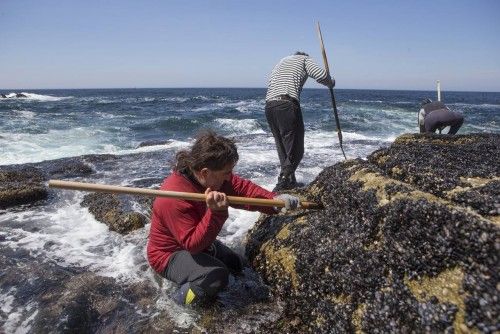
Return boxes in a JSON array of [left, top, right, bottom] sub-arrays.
[[425, 109, 464, 134], [163, 240, 242, 300], [265, 100, 304, 177]]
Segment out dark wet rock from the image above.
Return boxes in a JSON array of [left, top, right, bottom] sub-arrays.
[[137, 139, 171, 148], [81, 193, 148, 234], [35, 273, 120, 332], [0, 166, 47, 208], [33, 274, 171, 333], [246, 133, 499, 333], [130, 177, 162, 189], [81, 153, 120, 164], [368, 133, 499, 198], [0, 245, 181, 333], [35, 157, 94, 179], [0, 156, 97, 209], [201, 301, 283, 334], [0, 93, 28, 99], [447, 180, 500, 216], [195, 268, 282, 334]]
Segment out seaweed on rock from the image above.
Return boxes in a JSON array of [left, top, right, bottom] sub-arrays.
[[246, 133, 499, 333]]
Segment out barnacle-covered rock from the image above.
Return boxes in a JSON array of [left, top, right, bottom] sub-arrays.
[[246, 133, 499, 333], [0, 166, 47, 208], [81, 193, 147, 234], [0, 156, 97, 209]]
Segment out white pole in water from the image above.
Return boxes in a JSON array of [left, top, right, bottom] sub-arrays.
[[437, 80, 441, 101]]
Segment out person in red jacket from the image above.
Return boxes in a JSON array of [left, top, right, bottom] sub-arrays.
[[147, 130, 299, 306]]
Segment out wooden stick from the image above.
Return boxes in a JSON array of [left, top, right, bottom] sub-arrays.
[[48, 180, 322, 209], [317, 21, 347, 160]]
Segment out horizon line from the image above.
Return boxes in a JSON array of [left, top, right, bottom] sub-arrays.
[[1, 87, 499, 94]]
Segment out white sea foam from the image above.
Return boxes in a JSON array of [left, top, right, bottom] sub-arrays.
[[95, 98, 115, 104], [466, 123, 500, 132], [1, 196, 146, 282], [307, 130, 387, 147], [153, 291, 199, 329], [95, 112, 130, 119], [238, 142, 279, 166], [0, 126, 193, 165], [350, 99, 384, 103], [0, 289, 15, 314], [214, 118, 265, 135], [2, 92, 70, 102], [450, 102, 500, 109], [342, 131, 393, 142], [125, 139, 191, 155], [0, 128, 119, 165], [234, 129, 378, 188], [192, 95, 212, 101], [13, 110, 36, 119], [1, 299, 38, 334], [0, 196, 198, 332], [162, 97, 190, 103], [193, 99, 264, 113], [394, 101, 417, 105], [227, 99, 264, 113], [221, 209, 262, 246]]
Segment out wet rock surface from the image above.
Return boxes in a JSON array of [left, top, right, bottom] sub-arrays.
[[0, 245, 182, 333], [35, 157, 94, 179], [246, 133, 499, 333], [369, 133, 500, 210], [0, 166, 47, 208], [137, 139, 172, 148], [81, 193, 148, 234], [0, 156, 97, 209]]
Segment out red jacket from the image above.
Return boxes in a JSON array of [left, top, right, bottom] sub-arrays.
[[147, 171, 276, 274]]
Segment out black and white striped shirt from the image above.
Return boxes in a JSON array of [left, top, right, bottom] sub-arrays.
[[266, 54, 330, 102]]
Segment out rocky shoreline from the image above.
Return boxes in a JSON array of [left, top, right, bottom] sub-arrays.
[[1, 133, 499, 333], [244, 133, 499, 333]]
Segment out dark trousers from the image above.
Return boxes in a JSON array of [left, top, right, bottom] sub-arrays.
[[163, 240, 242, 301], [425, 109, 464, 134], [265, 100, 304, 178]]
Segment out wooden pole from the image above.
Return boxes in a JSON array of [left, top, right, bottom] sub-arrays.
[[48, 180, 322, 209], [317, 22, 347, 160]]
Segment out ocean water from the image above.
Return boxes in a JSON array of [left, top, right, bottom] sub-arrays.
[[0, 88, 499, 331]]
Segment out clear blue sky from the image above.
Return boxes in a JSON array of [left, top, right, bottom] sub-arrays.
[[1, 0, 499, 91]]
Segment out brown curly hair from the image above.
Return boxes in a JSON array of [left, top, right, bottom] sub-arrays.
[[173, 130, 239, 172]]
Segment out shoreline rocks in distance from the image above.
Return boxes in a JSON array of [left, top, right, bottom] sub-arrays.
[[137, 139, 172, 148], [0, 157, 97, 209], [0, 92, 28, 98]]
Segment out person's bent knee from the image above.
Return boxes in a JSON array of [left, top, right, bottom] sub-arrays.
[[176, 266, 230, 306], [196, 266, 230, 299]]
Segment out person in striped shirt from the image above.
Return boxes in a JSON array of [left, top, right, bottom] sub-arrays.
[[265, 51, 334, 191]]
